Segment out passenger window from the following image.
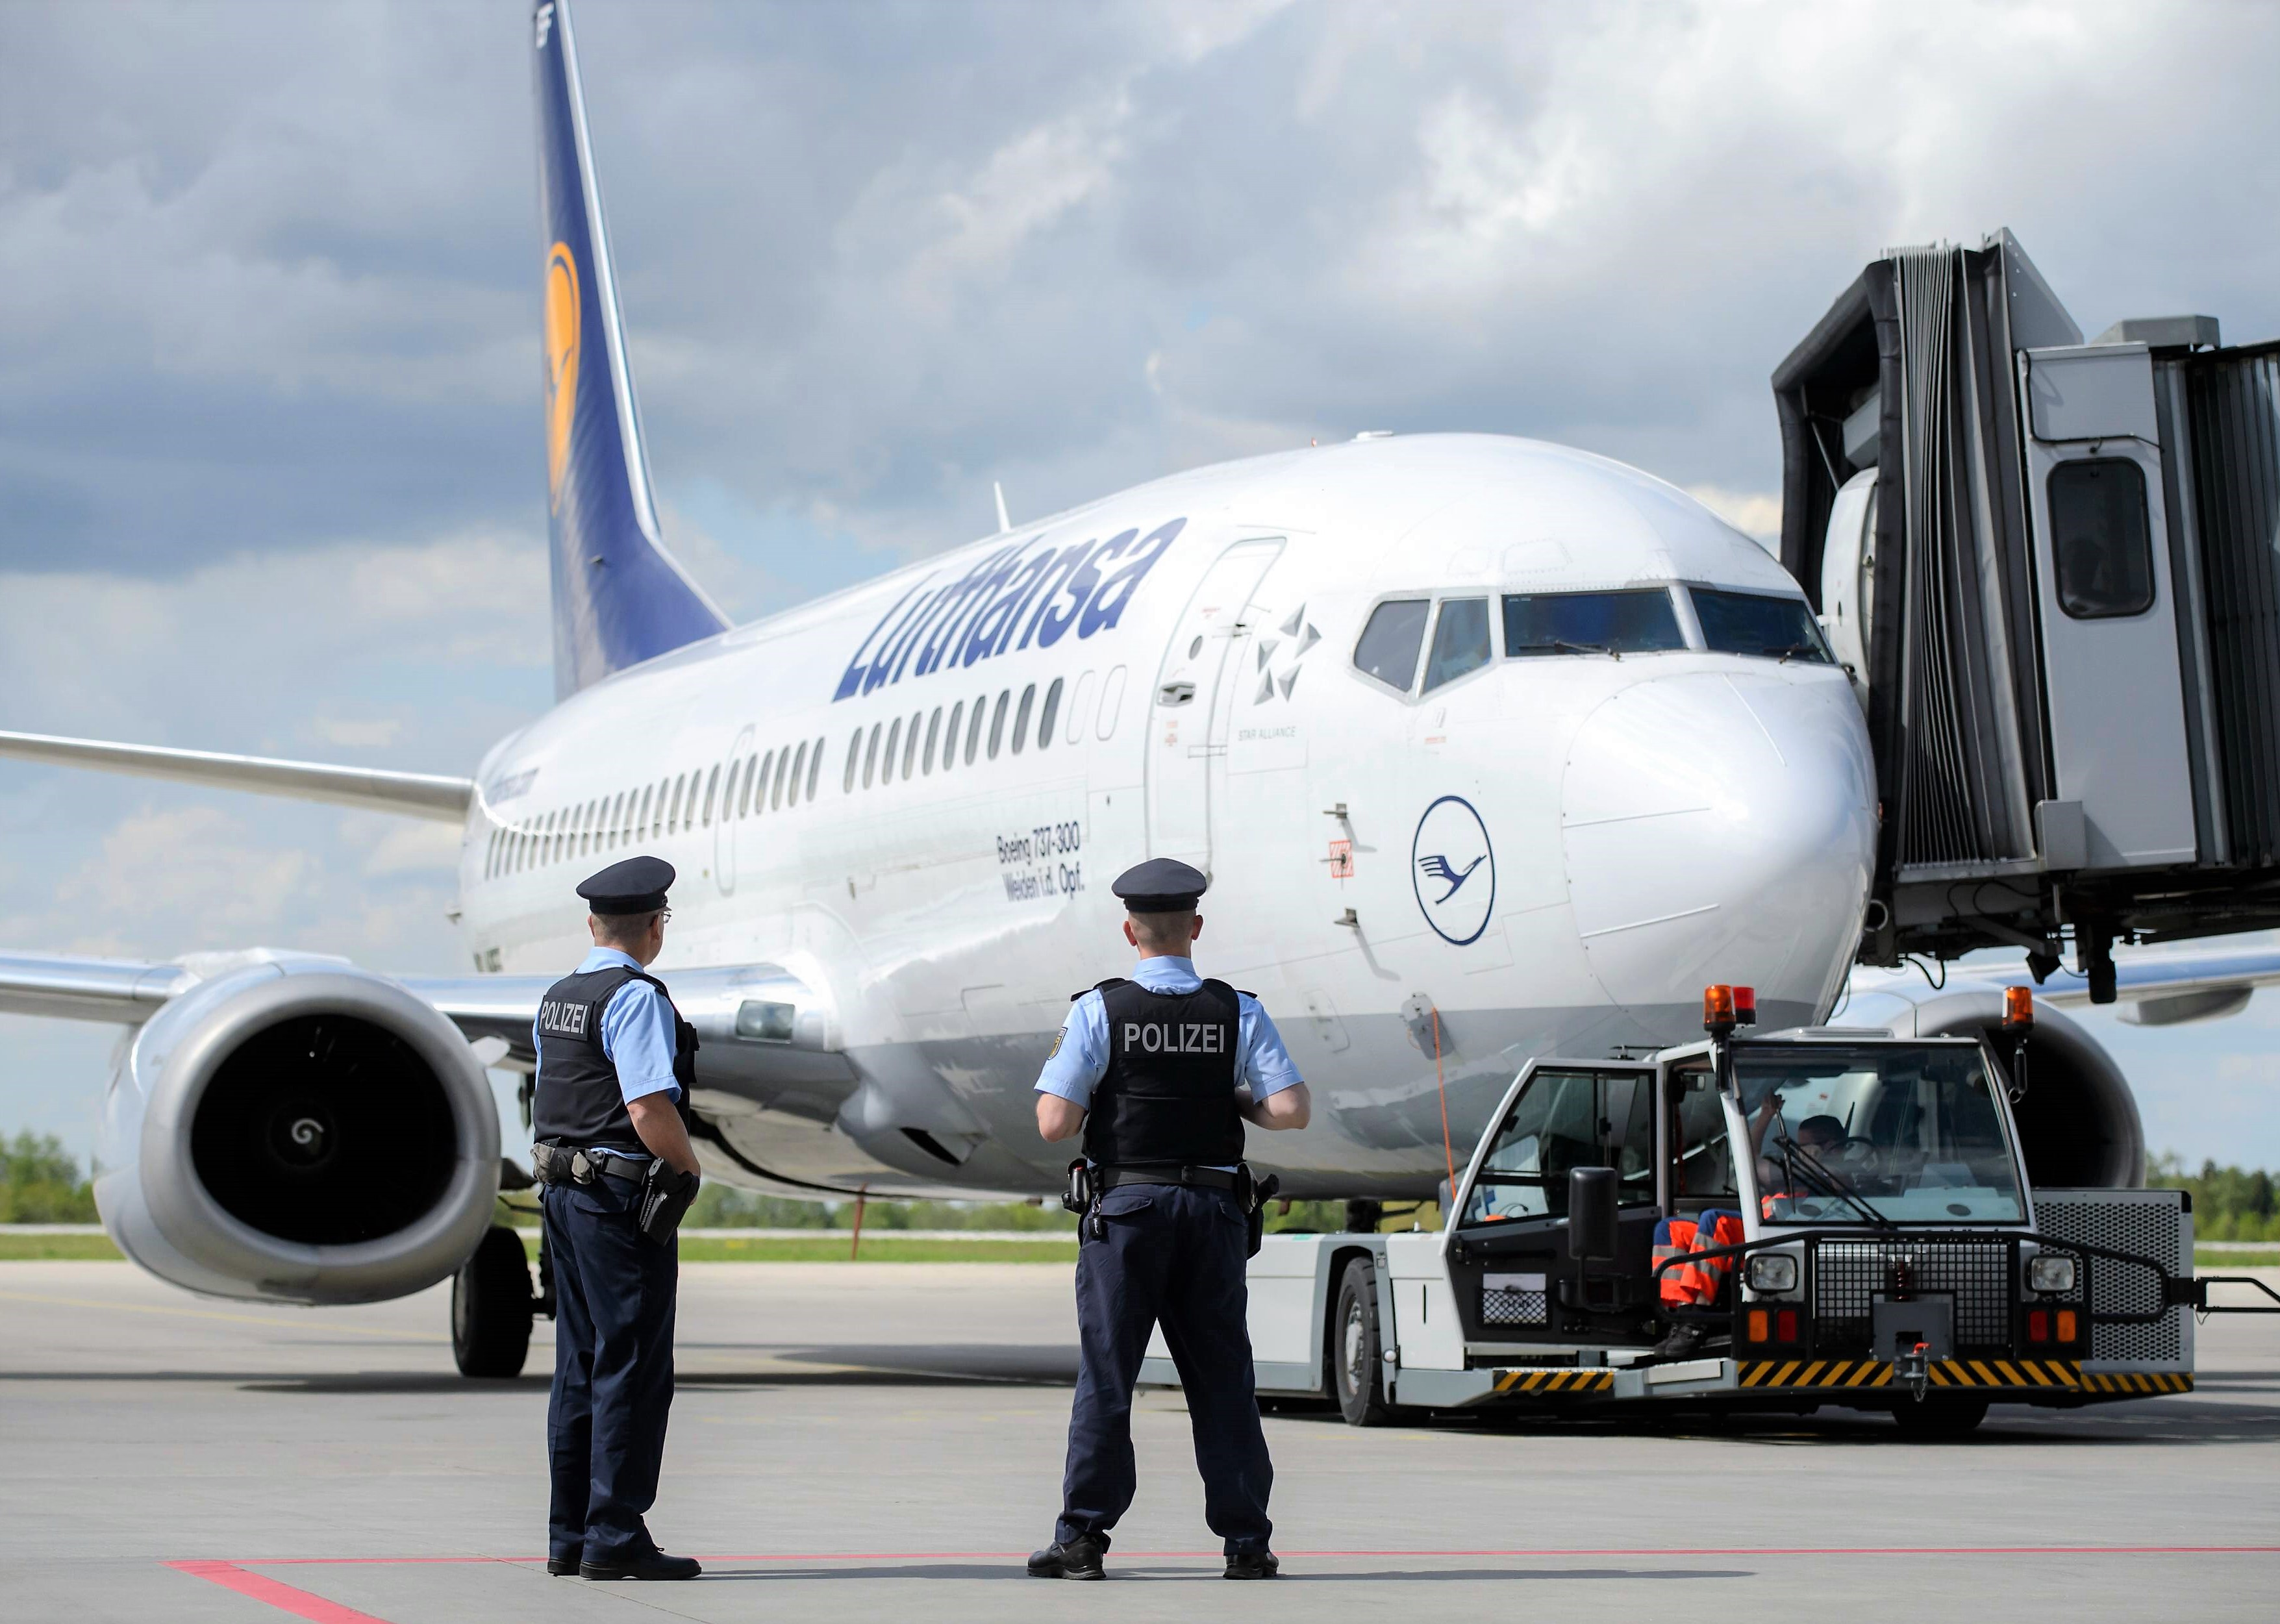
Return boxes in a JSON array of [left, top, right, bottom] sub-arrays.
[[775, 746, 792, 808], [805, 735, 823, 801], [902, 710, 921, 778], [988, 691, 1010, 758], [943, 702, 964, 771], [1037, 679, 1062, 750], [923, 708, 942, 773], [966, 693, 987, 764], [862, 723, 881, 788], [1012, 684, 1035, 754], [1690, 588, 1829, 662], [1098, 666, 1126, 738], [701, 766, 720, 827], [883, 718, 902, 784], [2049, 458, 2155, 619], [748, 753, 768, 817], [1503, 589, 1684, 657], [844, 732, 860, 794], [1353, 598, 1430, 691], [1422, 597, 1491, 692]]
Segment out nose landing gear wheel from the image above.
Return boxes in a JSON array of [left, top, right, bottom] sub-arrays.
[[452, 1225, 534, 1378], [1333, 1256, 1394, 1427]]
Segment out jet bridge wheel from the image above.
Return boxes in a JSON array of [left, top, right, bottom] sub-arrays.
[[1333, 1256, 1395, 1427], [452, 1225, 534, 1379]]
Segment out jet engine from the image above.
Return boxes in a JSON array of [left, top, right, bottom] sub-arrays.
[[92, 956, 500, 1305], [1859, 985, 2144, 1188]]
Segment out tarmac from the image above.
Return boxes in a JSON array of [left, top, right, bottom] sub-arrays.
[[3, 1259, 2277, 1623]]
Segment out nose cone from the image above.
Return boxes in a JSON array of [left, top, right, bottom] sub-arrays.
[[1562, 671, 1875, 1028]]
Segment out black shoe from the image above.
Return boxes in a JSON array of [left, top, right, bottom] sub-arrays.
[[1224, 1549, 1281, 1580], [1027, 1536, 1107, 1580], [579, 1549, 702, 1581], [1653, 1321, 1706, 1360], [545, 1555, 579, 1577]]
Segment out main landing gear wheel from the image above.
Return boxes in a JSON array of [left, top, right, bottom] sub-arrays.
[[1888, 1395, 1988, 1437], [453, 1225, 534, 1378], [1333, 1256, 1394, 1427]]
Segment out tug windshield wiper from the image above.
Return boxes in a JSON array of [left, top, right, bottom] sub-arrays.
[[1775, 1132, 1895, 1230], [1768, 642, 1825, 664]]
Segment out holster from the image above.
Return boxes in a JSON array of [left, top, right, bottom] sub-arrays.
[[1061, 1158, 1096, 1217], [1236, 1164, 1282, 1258], [636, 1162, 701, 1245]]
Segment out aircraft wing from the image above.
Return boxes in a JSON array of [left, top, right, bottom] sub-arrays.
[[0, 729, 473, 822], [0, 950, 547, 1062]]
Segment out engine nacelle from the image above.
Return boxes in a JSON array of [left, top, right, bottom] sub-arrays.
[[93, 955, 499, 1305], [1853, 984, 2145, 1188]]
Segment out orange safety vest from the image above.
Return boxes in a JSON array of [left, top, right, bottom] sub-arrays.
[[1653, 1218, 1699, 1306], [1681, 1211, 1746, 1304]]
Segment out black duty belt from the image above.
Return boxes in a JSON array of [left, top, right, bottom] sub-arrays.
[[532, 1142, 650, 1188], [1097, 1164, 1238, 1192]]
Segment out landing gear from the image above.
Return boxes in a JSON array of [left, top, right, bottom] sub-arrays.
[[452, 1225, 534, 1378], [1333, 1256, 1394, 1427], [1344, 1199, 1384, 1234], [1888, 1395, 1988, 1438]]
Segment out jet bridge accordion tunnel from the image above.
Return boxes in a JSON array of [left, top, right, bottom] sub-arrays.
[[1773, 230, 2280, 999]]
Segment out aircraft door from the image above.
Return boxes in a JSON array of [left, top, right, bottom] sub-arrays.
[[1146, 538, 1283, 870], [716, 724, 754, 896]]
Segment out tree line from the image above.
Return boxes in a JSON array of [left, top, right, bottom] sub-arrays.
[[7, 1129, 2277, 1238]]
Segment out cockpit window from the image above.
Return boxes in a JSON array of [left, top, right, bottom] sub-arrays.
[[1503, 590, 1685, 658], [1689, 588, 1831, 663], [1353, 598, 1430, 690], [1422, 597, 1492, 692]]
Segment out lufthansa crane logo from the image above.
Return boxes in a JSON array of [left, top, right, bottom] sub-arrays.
[[1412, 795, 1496, 945], [544, 241, 580, 510]]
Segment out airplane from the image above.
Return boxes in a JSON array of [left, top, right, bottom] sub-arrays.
[[3, 0, 2273, 1373]]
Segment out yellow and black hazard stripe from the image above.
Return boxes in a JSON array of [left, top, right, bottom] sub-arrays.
[[2079, 1370, 2193, 1395], [1493, 1368, 1616, 1395], [1739, 1358, 2085, 1390]]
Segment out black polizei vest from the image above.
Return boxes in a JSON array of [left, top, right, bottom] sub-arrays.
[[1079, 976, 1246, 1168], [532, 963, 697, 1153]]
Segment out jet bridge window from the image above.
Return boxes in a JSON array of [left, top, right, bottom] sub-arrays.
[[1353, 598, 1429, 691], [1503, 589, 1684, 657], [1422, 597, 1492, 692], [1460, 1068, 1654, 1225], [2048, 458, 2155, 619], [1689, 588, 1831, 663]]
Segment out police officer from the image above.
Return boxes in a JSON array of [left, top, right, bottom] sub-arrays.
[[1027, 858, 1310, 1582], [531, 855, 703, 1582]]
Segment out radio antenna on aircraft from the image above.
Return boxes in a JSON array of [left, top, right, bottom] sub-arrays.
[[994, 481, 1012, 535]]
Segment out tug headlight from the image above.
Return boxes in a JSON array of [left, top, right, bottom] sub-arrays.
[[2027, 1255, 2077, 1293], [1744, 1253, 1799, 1294]]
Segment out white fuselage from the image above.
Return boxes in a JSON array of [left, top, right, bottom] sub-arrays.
[[457, 434, 1879, 1199]]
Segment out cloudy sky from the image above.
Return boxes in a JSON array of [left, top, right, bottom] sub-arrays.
[[4, 0, 2278, 1166]]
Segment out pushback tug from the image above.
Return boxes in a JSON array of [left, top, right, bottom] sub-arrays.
[[1144, 984, 2280, 1433]]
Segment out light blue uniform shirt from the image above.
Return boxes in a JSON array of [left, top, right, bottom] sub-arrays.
[[531, 947, 684, 1124], [1036, 958, 1304, 1169]]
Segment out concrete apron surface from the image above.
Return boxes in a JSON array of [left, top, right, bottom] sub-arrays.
[[2, 1261, 2277, 1623]]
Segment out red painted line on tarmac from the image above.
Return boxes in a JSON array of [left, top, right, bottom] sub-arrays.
[[166, 1561, 400, 1623]]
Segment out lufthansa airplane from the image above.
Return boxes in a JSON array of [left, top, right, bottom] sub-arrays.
[[1, 1, 2270, 1349]]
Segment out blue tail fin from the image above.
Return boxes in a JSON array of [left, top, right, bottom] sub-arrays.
[[532, 0, 727, 698]]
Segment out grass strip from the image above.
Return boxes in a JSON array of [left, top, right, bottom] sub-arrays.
[[0, 1233, 124, 1260]]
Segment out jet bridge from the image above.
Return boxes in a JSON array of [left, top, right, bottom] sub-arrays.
[[1773, 231, 2280, 998]]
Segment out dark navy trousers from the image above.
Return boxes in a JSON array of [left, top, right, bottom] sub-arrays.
[[1056, 1182, 1273, 1555], [541, 1173, 679, 1564]]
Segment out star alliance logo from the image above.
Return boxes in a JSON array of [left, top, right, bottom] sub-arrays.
[[1251, 601, 1322, 704], [1410, 795, 1496, 945]]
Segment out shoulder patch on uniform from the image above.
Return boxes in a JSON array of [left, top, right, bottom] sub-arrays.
[[1048, 1027, 1065, 1058]]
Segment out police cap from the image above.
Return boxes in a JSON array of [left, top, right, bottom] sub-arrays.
[[577, 855, 676, 916], [1110, 857, 1209, 914]]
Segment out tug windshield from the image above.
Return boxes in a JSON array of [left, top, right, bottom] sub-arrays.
[[1735, 1043, 2025, 1224]]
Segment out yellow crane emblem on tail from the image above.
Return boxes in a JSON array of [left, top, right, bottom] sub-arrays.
[[544, 241, 580, 510]]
